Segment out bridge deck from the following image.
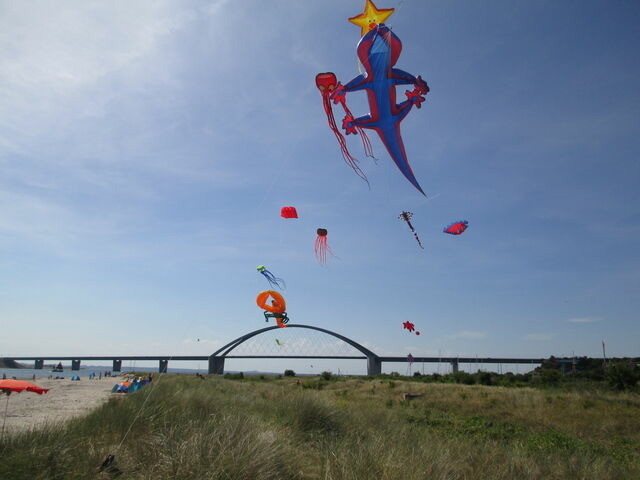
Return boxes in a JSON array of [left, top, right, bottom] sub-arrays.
[[380, 357, 546, 364], [4, 355, 545, 363]]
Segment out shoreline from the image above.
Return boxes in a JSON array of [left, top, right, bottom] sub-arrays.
[[1, 378, 117, 435]]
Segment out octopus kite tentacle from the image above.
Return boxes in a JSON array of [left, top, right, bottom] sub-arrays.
[[314, 228, 336, 266], [257, 265, 286, 290], [316, 73, 370, 186]]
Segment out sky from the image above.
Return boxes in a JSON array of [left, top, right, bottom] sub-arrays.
[[1, 0, 638, 374]]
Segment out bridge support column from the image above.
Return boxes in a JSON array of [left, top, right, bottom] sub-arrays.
[[367, 356, 381, 376], [112, 360, 122, 372], [208, 356, 225, 375], [451, 359, 459, 374], [34, 359, 44, 369], [159, 359, 168, 373], [71, 359, 81, 371]]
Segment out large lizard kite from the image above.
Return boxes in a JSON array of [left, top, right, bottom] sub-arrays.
[[316, 1, 429, 195]]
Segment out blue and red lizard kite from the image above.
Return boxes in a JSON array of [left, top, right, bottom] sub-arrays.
[[316, 0, 429, 195]]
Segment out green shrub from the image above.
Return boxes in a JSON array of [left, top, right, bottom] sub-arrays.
[[477, 371, 494, 386], [284, 369, 296, 377], [533, 369, 562, 387], [606, 362, 639, 390], [320, 371, 332, 380], [280, 393, 342, 435], [452, 371, 475, 385]]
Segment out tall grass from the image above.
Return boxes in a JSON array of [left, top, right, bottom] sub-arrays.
[[1, 375, 638, 479]]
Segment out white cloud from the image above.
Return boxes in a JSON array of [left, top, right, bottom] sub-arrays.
[[0, 188, 129, 254], [567, 317, 598, 323], [524, 333, 554, 341], [0, 2, 197, 93]]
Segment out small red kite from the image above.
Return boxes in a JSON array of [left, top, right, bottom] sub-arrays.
[[280, 207, 298, 218], [402, 321, 420, 336]]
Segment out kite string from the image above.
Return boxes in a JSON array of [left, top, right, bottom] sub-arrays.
[[114, 6, 404, 456], [393, 0, 407, 19], [1, 394, 9, 440], [353, 0, 407, 72], [111, 315, 201, 455], [115, 374, 162, 450], [250, 145, 294, 261], [386, 0, 408, 29], [253, 151, 290, 216]]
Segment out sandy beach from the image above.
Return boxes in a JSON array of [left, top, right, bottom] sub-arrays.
[[1, 378, 117, 435]]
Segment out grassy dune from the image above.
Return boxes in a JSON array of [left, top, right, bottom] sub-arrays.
[[1, 375, 639, 479]]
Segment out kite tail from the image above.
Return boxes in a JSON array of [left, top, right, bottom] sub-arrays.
[[407, 222, 424, 249], [270, 273, 286, 290], [400, 212, 424, 249], [314, 235, 326, 266], [340, 101, 375, 160], [261, 271, 286, 290], [321, 95, 369, 185], [314, 236, 336, 266], [357, 126, 375, 159], [412, 231, 424, 249]]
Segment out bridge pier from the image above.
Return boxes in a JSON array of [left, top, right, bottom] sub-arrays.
[[112, 359, 122, 372], [34, 359, 44, 369], [159, 359, 168, 373], [71, 359, 81, 371], [451, 358, 459, 373], [208, 356, 225, 375], [367, 356, 381, 376]]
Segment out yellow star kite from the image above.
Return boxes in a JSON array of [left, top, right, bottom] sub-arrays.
[[348, 0, 395, 38]]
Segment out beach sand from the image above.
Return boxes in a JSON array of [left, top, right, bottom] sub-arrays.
[[1, 378, 117, 435]]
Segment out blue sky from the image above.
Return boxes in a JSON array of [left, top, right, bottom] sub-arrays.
[[1, 0, 638, 374]]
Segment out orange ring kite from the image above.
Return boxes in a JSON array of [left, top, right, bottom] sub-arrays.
[[256, 290, 286, 314], [256, 290, 289, 327]]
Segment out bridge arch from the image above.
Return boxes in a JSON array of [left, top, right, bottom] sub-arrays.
[[208, 324, 381, 375]]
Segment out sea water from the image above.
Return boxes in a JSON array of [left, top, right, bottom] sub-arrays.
[[0, 365, 202, 380]]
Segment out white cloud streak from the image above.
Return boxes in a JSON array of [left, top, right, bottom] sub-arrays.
[[567, 317, 598, 324], [524, 333, 554, 341]]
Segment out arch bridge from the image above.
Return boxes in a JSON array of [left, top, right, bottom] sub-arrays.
[[208, 324, 380, 375], [3, 324, 547, 375], [207, 324, 545, 375]]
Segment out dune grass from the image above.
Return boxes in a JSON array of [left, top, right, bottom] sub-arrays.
[[1, 375, 638, 479]]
